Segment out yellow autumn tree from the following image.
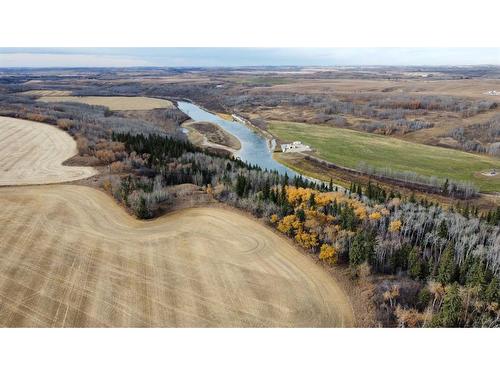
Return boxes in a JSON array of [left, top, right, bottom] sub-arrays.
[[270, 214, 279, 223], [286, 186, 314, 207], [319, 244, 337, 265], [389, 219, 402, 232], [369, 211, 382, 220], [277, 214, 301, 235], [354, 205, 367, 219], [295, 230, 318, 250], [315, 192, 334, 207], [103, 178, 112, 192]]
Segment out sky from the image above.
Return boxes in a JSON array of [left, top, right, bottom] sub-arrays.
[[0, 48, 499, 68]]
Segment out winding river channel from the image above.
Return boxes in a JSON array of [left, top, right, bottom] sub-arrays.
[[177, 101, 299, 178]]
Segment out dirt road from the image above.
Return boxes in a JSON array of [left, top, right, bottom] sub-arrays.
[[0, 116, 96, 185], [0, 185, 354, 327]]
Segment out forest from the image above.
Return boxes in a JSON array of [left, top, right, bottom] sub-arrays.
[[104, 131, 500, 327]]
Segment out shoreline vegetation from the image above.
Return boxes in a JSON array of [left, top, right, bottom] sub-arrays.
[[1, 86, 499, 327]]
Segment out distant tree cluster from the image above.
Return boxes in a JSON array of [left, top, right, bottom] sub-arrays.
[[448, 114, 500, 156], [361, 119, 433, 135], [356, 162, 478, 199]]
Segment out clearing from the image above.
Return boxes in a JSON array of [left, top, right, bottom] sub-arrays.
[[0, 116, 96, 185], [37, 95, 174, 111], [0, 185, 354, 327], [269, 120, 500, 192]]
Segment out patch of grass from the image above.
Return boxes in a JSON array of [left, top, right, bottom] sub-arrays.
[[269, 121, 500, 192]]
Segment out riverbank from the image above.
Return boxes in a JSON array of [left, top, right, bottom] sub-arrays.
[[177, 101, 300, 177], [182, 120, 241, 154]]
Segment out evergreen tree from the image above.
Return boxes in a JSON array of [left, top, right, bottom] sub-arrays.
[[408, 247, 424, 279], [280, 185, 287, 205], [437, 242, 457, 285], [409, 192, 416, 203], [263, 178, 270, 200], [495, 206, 500, 225], [136, 196, 151, 219], [366, 180, 373, 199], [349, 231, 375, 268], [437, 220, 448, 239], [484, 277, 500, 303], [435, 283, 462, 327], [466, 259, 487, 288], [442, 178, 449, 194], [308, 192, 316, 208], [296, 209, 306, 222], [236, 175, 247, 197], [339, 204, 358, 231]]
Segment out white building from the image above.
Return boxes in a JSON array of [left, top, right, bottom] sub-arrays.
[[280, 141, 311, 153], [231, 114, 246, 123]]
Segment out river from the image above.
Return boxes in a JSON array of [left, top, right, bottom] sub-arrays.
[[177, 101, 300, 178]]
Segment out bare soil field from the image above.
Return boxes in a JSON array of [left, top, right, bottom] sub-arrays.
[[0, 116, 96, 185], [37, 96, 174, 111], [0, 185, 354, 327]]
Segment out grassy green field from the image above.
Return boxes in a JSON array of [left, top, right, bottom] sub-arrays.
[[269, 121, 500, 192]]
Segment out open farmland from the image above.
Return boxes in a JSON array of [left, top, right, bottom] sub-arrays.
[[21, 90, 72, 97], [0, 116, 96, 185], [269, 120, 500, 192], [253, 78, 500, 101], [37, 95, 174, 111], [0, 185, 354, 327]]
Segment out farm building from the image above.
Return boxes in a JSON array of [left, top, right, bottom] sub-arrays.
[[280, 141, 311, 153]]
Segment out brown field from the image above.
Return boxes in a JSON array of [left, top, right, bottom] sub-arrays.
[[37, 96, 174, 111], [0, 185, 354, 327], [0, 116, 96, 185], [20, 89, 72, 97], [255, 78, 500, 101]]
